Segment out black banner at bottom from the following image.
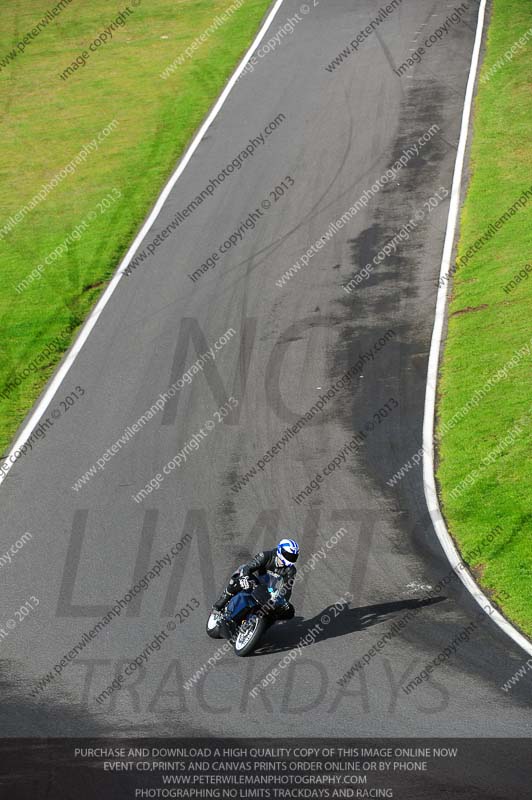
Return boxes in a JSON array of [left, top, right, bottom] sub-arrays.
[[0, 738, 530, 800]]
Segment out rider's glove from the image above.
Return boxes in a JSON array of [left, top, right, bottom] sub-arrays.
[[239, 576, 252, 590]]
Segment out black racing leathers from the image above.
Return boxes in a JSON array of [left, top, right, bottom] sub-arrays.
[[240, 549, 296, 601], [213, 549, 296, 612]]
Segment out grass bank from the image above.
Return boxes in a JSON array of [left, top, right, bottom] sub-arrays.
[[437, 0, 532, 634], [0, 0, 271, 452]]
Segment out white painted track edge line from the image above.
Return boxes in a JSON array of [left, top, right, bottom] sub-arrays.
[[0, 0, 287, 488], [422, 0, 532, 656]]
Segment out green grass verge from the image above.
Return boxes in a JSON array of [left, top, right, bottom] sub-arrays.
[[0, 0, 271, 451], [438, 0, 532, 634]]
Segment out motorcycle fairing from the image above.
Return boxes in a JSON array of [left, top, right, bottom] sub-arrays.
[[226, 591, 256, 621]]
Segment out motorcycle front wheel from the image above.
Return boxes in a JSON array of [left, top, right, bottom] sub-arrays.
[[233, 614, 267, 656]]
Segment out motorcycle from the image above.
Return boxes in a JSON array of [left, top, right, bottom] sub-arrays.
[[206, 572, 289, 656]]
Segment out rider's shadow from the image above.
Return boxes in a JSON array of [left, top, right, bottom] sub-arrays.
[[254, 596, 446, 655]]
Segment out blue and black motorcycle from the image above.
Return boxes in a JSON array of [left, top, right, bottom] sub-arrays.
[[206, 572, 289, 656]]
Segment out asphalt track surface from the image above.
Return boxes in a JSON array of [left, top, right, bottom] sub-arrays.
[[1, 0, 531, 755]]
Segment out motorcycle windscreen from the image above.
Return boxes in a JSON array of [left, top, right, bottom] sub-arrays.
[[257, 572, 286, 606], [226, 591, 256, 620]]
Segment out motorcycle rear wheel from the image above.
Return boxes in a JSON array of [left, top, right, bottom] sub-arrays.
[[206, 610, 223, 639], [233, 615, 267, 656]]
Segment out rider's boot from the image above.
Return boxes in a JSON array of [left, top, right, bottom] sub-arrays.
[[212, 589, 232, 612]]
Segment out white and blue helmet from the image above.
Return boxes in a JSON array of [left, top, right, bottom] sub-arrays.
[[277, 538, 299, 567]]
